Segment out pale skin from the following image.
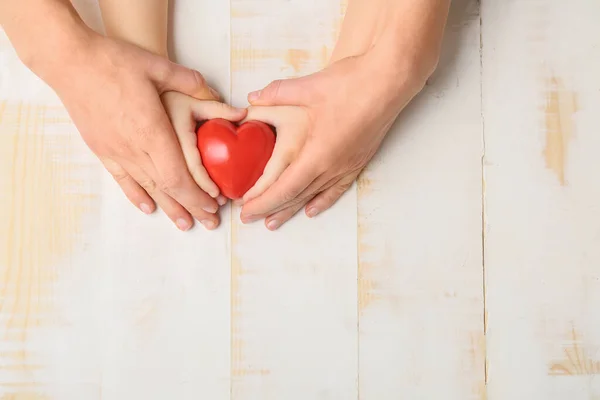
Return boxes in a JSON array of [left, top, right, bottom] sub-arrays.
[[0, 0, 241, 232], [99, 0, 247, 230], [239, 0, 451, 229], [99, 0, 450, 230], [0, 0, 450, 231]]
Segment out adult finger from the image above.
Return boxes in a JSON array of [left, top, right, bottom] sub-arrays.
[[146, 158, 221, 229], [151, 60, 217, 100], [216, 195, 228, 206], [240, 151, 321, 222], [150, 151, 220, 218], [102, 157, 155, 215], [305, 172, 358, 218], [190, 100, 247, 122], [242, 106, 308, 202], [249, 172, 333, 219], [143, 117, 220, 216], [125, 158, 220, 231], [250, 173, 344, 227], [121, 159, 194, 230], [264, 198, 311, 231], [247, 77, 312, 107]]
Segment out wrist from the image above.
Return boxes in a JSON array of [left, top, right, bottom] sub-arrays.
[[99, 0, 170, 59], [15, 5, 97, 88], [352, 7, 449, 108], [331, 0, 449, 100], [348, 42, 431, 112]]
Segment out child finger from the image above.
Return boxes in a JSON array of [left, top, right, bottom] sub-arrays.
[[177, 126, 221, 199], [242, 143, 293, 202]]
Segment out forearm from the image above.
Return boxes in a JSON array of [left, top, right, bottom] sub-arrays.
[[332, 0, 450, 79], [0, 0, 93, 82], [99, 0, 169, 57]]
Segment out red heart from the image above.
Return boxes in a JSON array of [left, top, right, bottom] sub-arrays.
[[196, 118, 276, 200]]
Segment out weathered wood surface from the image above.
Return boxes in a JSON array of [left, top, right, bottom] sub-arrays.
[[1, 0, 598, 399]]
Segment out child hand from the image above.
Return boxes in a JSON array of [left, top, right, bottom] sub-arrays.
[[241, 105, 310, 204], [161, 91, 247, 223]]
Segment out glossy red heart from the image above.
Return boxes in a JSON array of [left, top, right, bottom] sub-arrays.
[[196, 118, 276, 200]]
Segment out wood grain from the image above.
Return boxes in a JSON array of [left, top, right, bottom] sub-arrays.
[[0, 102, 99, 400], [1, 0, 599, 398], [483, 0, 600, 398], [2, 1, 233, 399], [356, 0, 485, 398], [229, 1, 358, 398]]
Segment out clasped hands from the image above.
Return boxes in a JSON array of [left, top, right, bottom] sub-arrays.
[[0, 0, 448, 232], [27, 2, 442, 233], [153, 60, 382, 232], [156, 49, 425, 232], [56, 35, 428, 233]]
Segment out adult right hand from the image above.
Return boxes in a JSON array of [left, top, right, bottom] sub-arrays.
[[44, 33, 237, 231]]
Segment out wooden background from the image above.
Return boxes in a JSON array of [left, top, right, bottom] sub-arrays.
[[1, 0, 599, 398]]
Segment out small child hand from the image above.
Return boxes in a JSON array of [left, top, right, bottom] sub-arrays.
[[241, 105, 310, 203], [161, 91, 247, 207]]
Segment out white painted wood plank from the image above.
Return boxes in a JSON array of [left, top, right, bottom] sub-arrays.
[[0, 101, 105, 400], [357, 1, 485, 399], [483, 0, 600, 398], [229, 1, 358, 399], [1, 1, 232, 399]]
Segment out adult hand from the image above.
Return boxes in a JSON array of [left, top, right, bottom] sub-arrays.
[[48, 34, 229, 231], [239, 52, 428, 230]]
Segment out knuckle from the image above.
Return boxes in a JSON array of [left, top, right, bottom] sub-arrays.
[[160, 173, 185, 193], [266, 80, 283, 100], [191, 70, 206, 88], [281, 189, 305, 207], [349, 154, 371, 172], [135, 124, 156, 144], [190, 206, 212, 218], [156, 61, 174, 84], [282, 148, 298, 164], [111, 169, 130, 183], [340, 175, 356, 191], [334, 183, 350, 197], [113, 144, 130, 158], [108, 139, 132, 158], [325, 191, 338, 203], [138, 178, 157, 193]]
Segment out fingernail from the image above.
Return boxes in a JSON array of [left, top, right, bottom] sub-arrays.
[[201, 220, 216, 230], [176, 218, 190, 231], [306, 207, 318, 218], [217, 195, 228, 206], [248, 90, 261, 102], [233, 198, 244, 206], [203, 206, 218, 213], [266, 219, 279, 230], [140, 203, 152, 214], [240, 213, 257, 224]]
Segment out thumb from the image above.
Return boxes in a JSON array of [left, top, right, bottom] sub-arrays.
[[247, 77, 311, 106], [152, 60, 220, 100]]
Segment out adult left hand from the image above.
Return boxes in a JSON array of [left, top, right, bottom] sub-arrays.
[[239, 51, 428, 230]]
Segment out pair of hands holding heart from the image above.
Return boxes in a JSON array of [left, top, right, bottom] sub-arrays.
[[187, 91, 308, 232], [192, 89, 313, 232], [189, 51, 424, 231], [0, 0, 443, 233]]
